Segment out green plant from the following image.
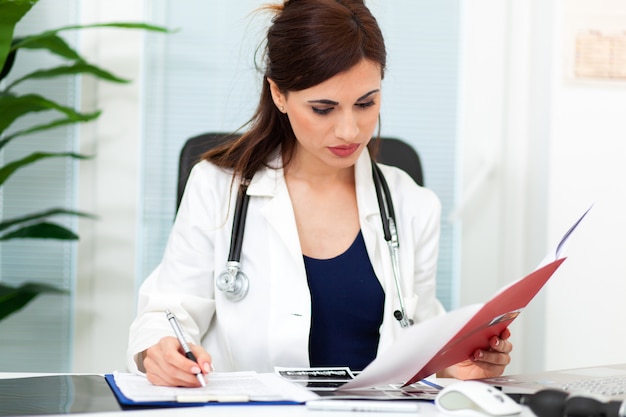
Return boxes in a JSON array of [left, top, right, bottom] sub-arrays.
[[0, 0, 168, 321]]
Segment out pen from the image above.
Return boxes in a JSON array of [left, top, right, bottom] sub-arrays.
[[165, 309, 206, 387]]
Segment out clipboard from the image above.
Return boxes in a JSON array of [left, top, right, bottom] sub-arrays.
[[104, 373, 311, 408]]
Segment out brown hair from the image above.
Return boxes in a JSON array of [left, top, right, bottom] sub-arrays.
[[204, 0, 387, 180]]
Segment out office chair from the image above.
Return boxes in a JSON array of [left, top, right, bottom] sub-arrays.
[[177, 132, 424, 210]]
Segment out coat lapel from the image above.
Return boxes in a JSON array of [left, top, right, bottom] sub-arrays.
[[247, 158, 305, 272]]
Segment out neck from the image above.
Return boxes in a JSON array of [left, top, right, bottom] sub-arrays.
[[284, 148, 356, 186]]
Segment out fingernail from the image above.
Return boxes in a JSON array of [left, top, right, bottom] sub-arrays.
[[494, 338, 500, 347], [191, 366, 201, 374], [475, 350, 484, 359], [203, 362, 212, 373]]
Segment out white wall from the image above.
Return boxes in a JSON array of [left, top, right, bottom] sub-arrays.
[[543, 0, 626, 370], [75, 0, 143, 372], [460, 0, 626, 374], [458, 0, 544, 375], [74, 0, 626, 373]]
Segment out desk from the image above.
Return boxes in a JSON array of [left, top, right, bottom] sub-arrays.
[[0, 373, 538, 417]]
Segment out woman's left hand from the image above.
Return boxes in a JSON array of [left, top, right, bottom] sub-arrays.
[[439, 328, 513, 380]]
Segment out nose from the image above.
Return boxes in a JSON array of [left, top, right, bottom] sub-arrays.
[[334, 109, 359, 141]]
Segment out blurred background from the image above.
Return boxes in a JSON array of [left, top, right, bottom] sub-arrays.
[[1, 0, 624, 375]]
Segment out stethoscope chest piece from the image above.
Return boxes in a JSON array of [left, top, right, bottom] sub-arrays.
[[216, 261, 249, 302]]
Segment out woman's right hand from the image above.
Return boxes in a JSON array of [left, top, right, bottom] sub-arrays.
[[142, 336, 213, 387]]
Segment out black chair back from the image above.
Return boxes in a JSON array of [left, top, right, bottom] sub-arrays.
[[177, 133, 424, 210]]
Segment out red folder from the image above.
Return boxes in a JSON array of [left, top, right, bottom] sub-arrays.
[[404, 258, 565, 385], [342, 206, 591, 390]]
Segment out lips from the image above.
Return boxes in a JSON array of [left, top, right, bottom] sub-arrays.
[[328, 143, 360, 157]]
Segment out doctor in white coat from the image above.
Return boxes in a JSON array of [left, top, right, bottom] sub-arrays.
[[127, 0, 512, 387]]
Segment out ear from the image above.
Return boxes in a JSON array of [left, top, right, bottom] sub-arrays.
[[267, 78, 287, 112]]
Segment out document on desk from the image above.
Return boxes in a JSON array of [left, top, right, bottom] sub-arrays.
[[274, 366, 440, 400], [107, 371, 318, 406], [343, 205, 592, 390]]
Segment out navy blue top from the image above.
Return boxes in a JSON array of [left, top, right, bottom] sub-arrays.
[[303, 231, 385, 371]]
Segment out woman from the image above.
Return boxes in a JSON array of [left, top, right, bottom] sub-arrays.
[[127, 0, 512, 387]]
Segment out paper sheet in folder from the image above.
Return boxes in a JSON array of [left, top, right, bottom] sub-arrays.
[[342, 206, 591, 390]]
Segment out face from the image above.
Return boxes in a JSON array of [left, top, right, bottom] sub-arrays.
[[269, 59, 382, 172]]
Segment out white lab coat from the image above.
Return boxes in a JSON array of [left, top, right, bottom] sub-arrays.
[[127, 149, 444, 374]]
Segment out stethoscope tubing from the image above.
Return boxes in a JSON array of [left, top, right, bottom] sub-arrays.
[[220, 161, 413, 328], [228, 181, 251, 263], [371, 162, 395, 241], [372, 163, 412, 328]]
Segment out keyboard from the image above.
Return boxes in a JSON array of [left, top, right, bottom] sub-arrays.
[[560, 376, 626, 398]]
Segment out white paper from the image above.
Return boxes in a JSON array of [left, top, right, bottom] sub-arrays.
[[113, 371, 318, 403], [538, 204, 592, 267], [341, 304, 482, 390]]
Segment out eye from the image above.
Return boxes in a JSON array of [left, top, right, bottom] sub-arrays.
[[356, 100, 376, 109], [312, 106, 334, 115]]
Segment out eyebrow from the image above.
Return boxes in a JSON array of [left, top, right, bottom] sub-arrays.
[[307, 89, 380, 106]]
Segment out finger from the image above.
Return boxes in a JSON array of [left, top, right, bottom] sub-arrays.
[[489, 335, 513, 353], [189, 343, 213, 374], [145, 338, 203, 387], [163, 344, 206, 387], [144, 352, 188, 387], [473, 348, 511, 367], [499, 327, 511, 340]]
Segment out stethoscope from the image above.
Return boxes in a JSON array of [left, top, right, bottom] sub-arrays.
[[216, 160, 414, 328]]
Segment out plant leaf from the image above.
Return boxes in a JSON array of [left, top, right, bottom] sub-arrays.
[[16, 33, 81, 60], [0, 39, 18, 81], [0, 93, 100, 136], [0, 112, 101, 151], [0, 151, 91, 187], [5, 61, 130, 91], [10, 22, 172, 53], [0, 281, 67, 322], [0, 207, 96, 232], [0, 0, 37, 71], [0, 221, 79, 240]]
